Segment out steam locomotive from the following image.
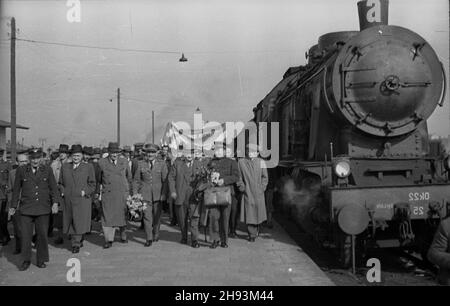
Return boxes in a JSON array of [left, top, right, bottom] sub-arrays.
[[252, 0, 450, 266]]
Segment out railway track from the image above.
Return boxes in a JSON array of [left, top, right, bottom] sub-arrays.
[[273, 211, 440, 286]]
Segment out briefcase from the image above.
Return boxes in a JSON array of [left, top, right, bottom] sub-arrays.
[[203, 186, 232, 206]]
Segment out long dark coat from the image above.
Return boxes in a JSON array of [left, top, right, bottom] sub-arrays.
[[237, 158, 268, 225], [98, 157, 131, 227], [168, 158, 202, 206], [59, 162, 96, 234]]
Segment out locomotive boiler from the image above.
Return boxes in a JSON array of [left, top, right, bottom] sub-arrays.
[[253, 0, 450, 266]]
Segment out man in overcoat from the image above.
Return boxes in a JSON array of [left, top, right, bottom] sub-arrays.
[[50, 143, 70, 244], [9, 148, 60, 271], [237, 145, 268, 242], [98, 142, 132, 249], [59, 144, 96, 253], [133, 143, 168, 246], [168, 149, 202, 248]]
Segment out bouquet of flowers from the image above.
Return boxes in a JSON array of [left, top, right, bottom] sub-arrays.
[[126, 193, 147, 222]]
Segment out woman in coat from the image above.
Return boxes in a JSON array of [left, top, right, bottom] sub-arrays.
[[59, 145, 96, 253]]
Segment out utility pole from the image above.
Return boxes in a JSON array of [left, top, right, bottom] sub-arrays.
[[117, 88, 120, 145], [10, 17, 16, 162], [152, 110, 155, 144]]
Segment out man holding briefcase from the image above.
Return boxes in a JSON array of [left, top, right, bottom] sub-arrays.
[[206, 143, 239, 249]]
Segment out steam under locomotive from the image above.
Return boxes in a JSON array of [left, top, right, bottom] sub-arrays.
[[252, 0, 450, 266]]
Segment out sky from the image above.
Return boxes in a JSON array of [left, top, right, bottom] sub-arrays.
[[0, 0, 448, 149]]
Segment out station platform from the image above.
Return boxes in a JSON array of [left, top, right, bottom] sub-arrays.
[[0, 216, 334, 286]]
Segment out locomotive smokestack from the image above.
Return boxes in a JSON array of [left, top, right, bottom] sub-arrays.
[[357, 0, 389, 31]]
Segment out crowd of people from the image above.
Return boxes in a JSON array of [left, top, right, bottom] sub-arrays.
[[0, 141, 275, 271]]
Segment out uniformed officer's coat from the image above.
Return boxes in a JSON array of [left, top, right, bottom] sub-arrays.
[[0, 160, 12, 201], [11, 164, 60, 216], [133, 158, 168, 202], [237, 158, 268, 225], [168, 158, 202, 206], [98, 157, 131, 227], [59, 162, 96, 234]]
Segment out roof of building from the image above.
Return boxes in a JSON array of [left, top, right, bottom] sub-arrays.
[[0, 120, 29, 130]]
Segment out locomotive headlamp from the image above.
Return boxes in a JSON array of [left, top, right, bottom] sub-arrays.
[[334, 159, 351, 178]]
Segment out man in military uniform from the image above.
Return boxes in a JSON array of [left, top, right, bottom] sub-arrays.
[[0, 148, 12, 246], [7, 152, 29, 254], [9, 148, 60, 271], [133, 144, 168, 246]]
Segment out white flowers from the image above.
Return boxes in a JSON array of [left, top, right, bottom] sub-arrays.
[[210, 171, 220, 185], [126, 194, 146, 220]]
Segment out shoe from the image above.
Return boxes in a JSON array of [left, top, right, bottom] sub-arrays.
[[220, 242, 228, 248], [192, 241, 200, 248], [54, 237, 64, 245], [120, 238, 128, 243], [144, 240, 152, 247], [13, 249, 21, 255], [249, 237, 256, 242], [266, 222, 274, 229], [229, 232, 236, 238], [153, 237, 159, 242], [170, 220, 177, 226], [103, 242, 112, 249], [180, 239, 187, 245], [209, 241, 219, 249], [36, 263, 46, 269], [19, 261, 31, 271], [72, 246, 80, 254]]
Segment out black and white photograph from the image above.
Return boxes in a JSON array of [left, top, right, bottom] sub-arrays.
[[0, 0, 449, 290]]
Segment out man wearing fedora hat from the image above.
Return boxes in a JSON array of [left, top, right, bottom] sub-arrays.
[[88, 147, 102, 222], [50, 144, 70, 244], [83, 146, 94, 163], [59, 145, 96, 253], [133, 143, 169, 246], [168, 148, 203, 248], [98, 142, 132, 248], [9, 148, 60, 270]]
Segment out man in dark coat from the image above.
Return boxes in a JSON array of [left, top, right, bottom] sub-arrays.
[[89, 148, 102, 222], [9, 148, 60, 271], [50, 143, 70, 244], [0, 148, 12, 246], [206, 143, 239, 249], [168, 149, 202, 248], [59, 145, 96, 253], [428, 217, 450, 285], [133, 143, 168, 246], [7, 152, 29, 254], [98, 142, 132, 249]]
